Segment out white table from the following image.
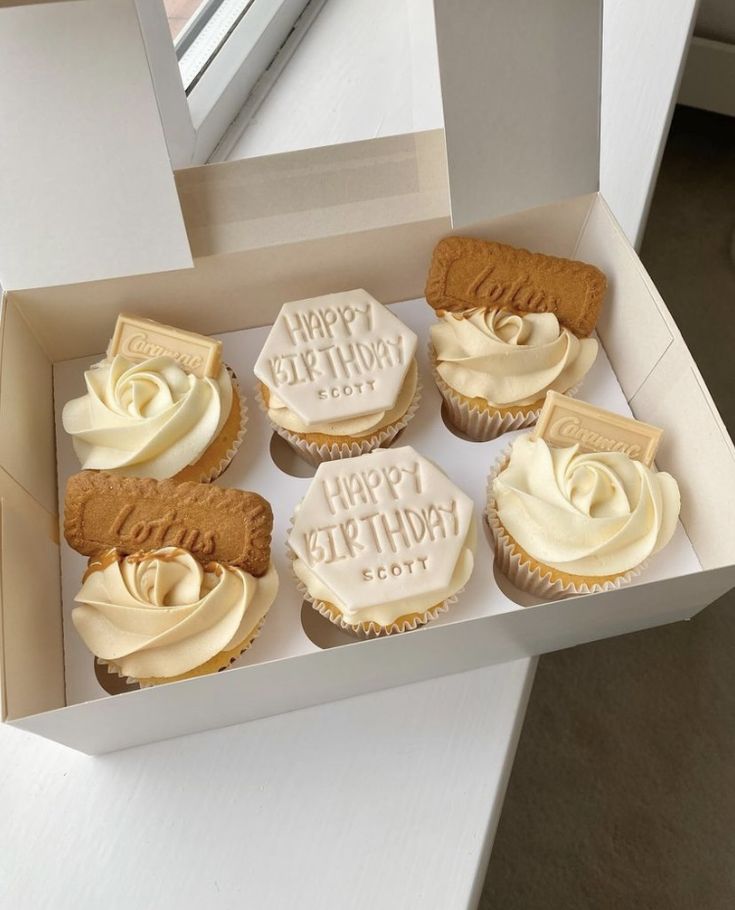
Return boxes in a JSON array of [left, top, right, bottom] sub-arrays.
[[1, 661, 534, 909]]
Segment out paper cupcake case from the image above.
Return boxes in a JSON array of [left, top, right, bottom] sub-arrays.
[[256, 376, 422, 467], [485, 445, 645, 601], [429, 343, 585, 442]]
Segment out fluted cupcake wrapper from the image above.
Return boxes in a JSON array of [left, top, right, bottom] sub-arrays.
[[256, 376, 422, 468], [96, 615, 267, 689], [429, 343, 582, 442], [485, 445, 645, 601], [285, 515, 460, 638]]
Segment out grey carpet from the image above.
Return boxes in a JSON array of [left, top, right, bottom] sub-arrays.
[[479, 106, 735, 910]]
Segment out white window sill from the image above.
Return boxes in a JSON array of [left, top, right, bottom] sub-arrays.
[[220, 0, 444, 162]]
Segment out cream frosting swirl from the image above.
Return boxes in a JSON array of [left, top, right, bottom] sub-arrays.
[[492, 435, 680, 577], [62, 355, 233, 479], [293, 519, 476, 627], [431, 308, 598, 407], [266, 360, 418, 437], [73, 548, 278, 680]]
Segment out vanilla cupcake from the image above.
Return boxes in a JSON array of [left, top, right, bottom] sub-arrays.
[[255, 290, 420, 466], [74, 547, 279, 687], [486, 434, 681, 599], [431, 307, 598, 439], [62, 315, 246, 482], [288, 446, 476, 636], [425, 236, 606, 440]]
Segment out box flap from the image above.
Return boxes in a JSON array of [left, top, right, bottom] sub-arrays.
[[432, 0, 601, 229], [600, 0, 698, 246], [0, 0, 193, 290], [0, 469, 64, 722]]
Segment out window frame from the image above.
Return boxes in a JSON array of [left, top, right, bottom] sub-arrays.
[[136, 0, 323, 167]]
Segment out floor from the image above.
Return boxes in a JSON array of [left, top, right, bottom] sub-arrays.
[[479, 105, 735, 909]]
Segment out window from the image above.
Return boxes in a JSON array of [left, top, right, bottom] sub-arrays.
[[164, 0, 202, 41], [139, 0, 325, 167], [173, 0, 267, 94]]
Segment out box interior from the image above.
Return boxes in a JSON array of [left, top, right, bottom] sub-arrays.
[[50, 299, 701, 708], [1, 138, 734, 726]]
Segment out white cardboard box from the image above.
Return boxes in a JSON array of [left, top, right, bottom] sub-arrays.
[[0, 1, 733, 754]]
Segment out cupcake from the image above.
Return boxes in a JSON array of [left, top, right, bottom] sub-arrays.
[[254, 290, 420, 466], [287, 446, 476, 636], [73, 547, 278, 687], [64, 471, 278, 687], [486, 434, 681, 600], [425, 236, 606, 440], [62, 314, 246, 482]]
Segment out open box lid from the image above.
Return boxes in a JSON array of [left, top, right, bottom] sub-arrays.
[[0, 0, 192, 291], [432, 0, 699, 245], [432, 0, 602, 231]]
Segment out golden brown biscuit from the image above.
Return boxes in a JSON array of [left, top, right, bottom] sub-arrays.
[[64, 472, 272, 576], [425, 236, 606, 337]]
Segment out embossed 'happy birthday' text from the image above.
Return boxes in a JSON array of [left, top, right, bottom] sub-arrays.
[[284, 302, 372, 343], [268, 300, 407, 391], [301, 501, 460, 565], [299, 460, 462, 579]]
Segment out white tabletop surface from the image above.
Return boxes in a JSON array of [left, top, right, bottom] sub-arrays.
[[1, 660, 535, 909], [2, 3, 535, 908]]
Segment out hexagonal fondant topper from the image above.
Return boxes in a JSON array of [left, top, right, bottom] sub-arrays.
[[289, 447, 474, 613], [253, 290, 417, 427]]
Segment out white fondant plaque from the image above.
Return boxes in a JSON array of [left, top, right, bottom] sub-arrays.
[[253, 290, 417, 427], [288, 447, 475, 612]]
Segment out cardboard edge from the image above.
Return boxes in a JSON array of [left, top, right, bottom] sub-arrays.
[[0, 295, 59, 514], [0, 466, 64, 721], [576, 193, 676, 401], [9, 562, 734, 754], [2, 175, 733, 744]]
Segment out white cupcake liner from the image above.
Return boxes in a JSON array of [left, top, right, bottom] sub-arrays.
[[97, 614, 267, 689], [256, 373, 422, 468], [285, 514, 461, 638], [485, 444, 645, 601], [429, 343, 582, 442], [188, 367, 248, 483]]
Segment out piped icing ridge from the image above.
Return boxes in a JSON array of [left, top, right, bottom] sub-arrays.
[[62, 354, 233, 479], [492, 435, 680, 577], [73, 547, 278, 679], [431, 307, 598, 408]]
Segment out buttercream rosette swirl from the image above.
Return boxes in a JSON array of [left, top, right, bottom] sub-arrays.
[[486, 434, 681, 599], [63, 354, 243, 481], [73, 547, 278, 684], [430, 307, 598, 440]]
